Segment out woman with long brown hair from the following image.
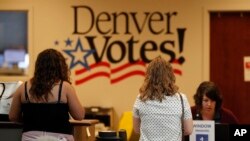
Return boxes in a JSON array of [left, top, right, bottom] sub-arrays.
[[9, 48, 84, 141]]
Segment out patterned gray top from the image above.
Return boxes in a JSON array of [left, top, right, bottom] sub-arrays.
[[133, 93, 192, 141]]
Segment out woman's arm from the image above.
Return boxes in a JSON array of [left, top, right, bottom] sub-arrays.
[[182, 94, 193, 135], [183, 118, 193, 135], [221, 107, 240, 124], [133, 116, 141, 134], [66, 82, 85, 120], [9, 85, 23, 122]]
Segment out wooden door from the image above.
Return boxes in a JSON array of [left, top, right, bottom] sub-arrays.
[[210, 12, 250, 124]]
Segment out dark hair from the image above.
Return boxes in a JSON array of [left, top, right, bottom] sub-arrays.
[[139, 56, 178, 102], [30, 48, 71, 101], [193, 81, 223, 111]]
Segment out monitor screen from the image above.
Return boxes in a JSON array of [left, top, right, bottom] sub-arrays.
[[0, 11, 28, 71], [3, 49, 25, 64]]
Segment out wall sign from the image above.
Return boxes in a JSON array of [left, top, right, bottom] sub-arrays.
[[189, 120, 215, 141], [243, 56, 250, 81]]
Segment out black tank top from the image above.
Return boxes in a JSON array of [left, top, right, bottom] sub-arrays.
[[21, 81, 72, 134]]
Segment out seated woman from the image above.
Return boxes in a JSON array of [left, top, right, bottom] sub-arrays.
[[191, 81, 239, 124]]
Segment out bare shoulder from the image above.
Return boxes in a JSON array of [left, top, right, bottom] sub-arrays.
[[16, 82, 25, 96], [61, 81, 73, 89], [62, 81, 76, 95], [17, 82, 25, 91]]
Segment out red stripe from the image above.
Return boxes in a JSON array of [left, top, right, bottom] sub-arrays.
[[75, 72, 110, 85], [173, 69, 182, 75], [75, 62, 110, 75], [172, 59, 180, 64], [111, 70, 145, 84], [74, 61, 182, 84], [111, 61, 145, 74]]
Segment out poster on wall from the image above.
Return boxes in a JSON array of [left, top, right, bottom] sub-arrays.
[[243, 56, 250, 81]]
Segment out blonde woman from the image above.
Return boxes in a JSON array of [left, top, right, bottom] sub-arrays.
[[133, 56, 193, 141]]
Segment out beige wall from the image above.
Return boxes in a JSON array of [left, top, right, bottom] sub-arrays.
[[1, 0, 250, 129]]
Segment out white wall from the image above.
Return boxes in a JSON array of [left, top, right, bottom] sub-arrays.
[[1, 0, 250, 129]]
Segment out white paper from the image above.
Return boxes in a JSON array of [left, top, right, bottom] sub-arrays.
[[243, 56, 250, 81], [189, 120, 215, 141]]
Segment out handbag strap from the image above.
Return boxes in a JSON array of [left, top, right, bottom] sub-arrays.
[[179, 93, 184, 119], [179, 92, 185, 139], [0, 83, 5, 99]]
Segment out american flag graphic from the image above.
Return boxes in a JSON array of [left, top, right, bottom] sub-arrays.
[[55, 37, 182, 85], [75, 61, 146, 85]]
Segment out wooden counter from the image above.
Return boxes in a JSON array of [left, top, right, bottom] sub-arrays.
[[70, 119, 99, 141], [0, 119, 99, 141]]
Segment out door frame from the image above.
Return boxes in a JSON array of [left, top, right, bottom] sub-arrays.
[[202, 4, 250, 80]]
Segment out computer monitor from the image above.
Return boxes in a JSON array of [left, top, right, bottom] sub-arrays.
[[215, 123, 229, 141]]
